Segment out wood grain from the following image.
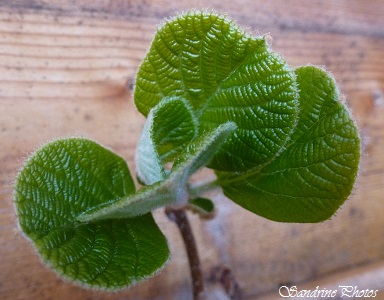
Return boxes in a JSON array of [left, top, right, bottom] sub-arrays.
[[0, 1, 383, 299]]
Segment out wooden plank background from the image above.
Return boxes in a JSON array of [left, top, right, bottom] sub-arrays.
[[0, 1, 383, 299]]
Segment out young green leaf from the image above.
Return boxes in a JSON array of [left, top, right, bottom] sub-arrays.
[[79, 122, 236, 222], [136, 105, 167, 186], [15, 138, 170, 290], [151, 96, 198, 163], [134, 10, 299, 173], [218, 66, 360, 222], [136, 96, 197, 185], [172, 122, 238, 178]]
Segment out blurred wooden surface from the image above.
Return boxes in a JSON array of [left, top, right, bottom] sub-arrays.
[[1, 1, 383, 299]]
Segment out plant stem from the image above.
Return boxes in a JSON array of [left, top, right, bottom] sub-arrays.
[[165, 208, 204, 300]]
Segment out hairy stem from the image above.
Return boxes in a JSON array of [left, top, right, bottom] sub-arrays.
[[165, 208, 204, 300]]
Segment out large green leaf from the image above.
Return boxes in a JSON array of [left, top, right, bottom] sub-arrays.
[[134, 10, 360, 223], [15, 138, 170, 290], [134, 10, 298, 172], [218, 66, 360, 222]]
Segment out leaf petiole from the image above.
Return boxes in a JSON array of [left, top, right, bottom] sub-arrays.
[[188, 179, 221, 198]]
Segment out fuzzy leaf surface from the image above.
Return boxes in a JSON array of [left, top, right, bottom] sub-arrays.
[[219, 66, 360, 222], [151, 97, 198, 163], [134, 10, 298, 172], [136, 107, 167, 186], [136, 96, 197, 185], [15, 138, 170, 290]]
